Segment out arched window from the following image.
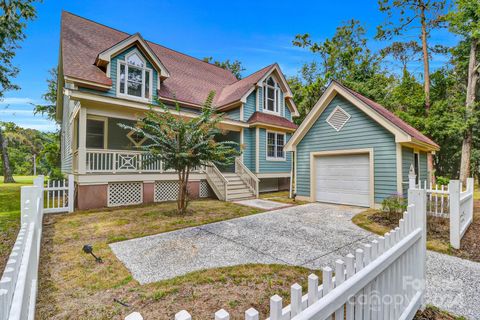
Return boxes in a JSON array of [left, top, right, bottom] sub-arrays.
[[263, 76, 280, 114], [118, 50, 153, 100]]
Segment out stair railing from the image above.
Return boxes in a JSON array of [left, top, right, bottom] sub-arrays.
[[235, 157, 260, 198], [205, 162, 229, 201]]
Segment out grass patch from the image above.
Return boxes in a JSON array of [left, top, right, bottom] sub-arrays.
[[37, 199, 283, 318], [475, 183, 479, 200], [0, 176, 34, 273], [260, 191, 308, 205], [352, 206, 480, 261]]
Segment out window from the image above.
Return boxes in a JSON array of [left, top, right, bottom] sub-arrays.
[[414, 152, 420, 185], [86, 119, 106, 149], [267, 132, 285, 160], [118, 51, 153, 100], [263, 76, 280, 114]]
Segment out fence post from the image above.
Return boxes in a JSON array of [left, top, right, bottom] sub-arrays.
[[68, 174, 75, 213], [408, 164, 416, 189], [466, 178, 474, 227], [449, 180, 461, 249], [408, 187, 427, 305]]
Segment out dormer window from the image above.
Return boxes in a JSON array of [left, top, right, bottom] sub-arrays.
[[118, 51, 153, 100], [263, 76, 280, 114]]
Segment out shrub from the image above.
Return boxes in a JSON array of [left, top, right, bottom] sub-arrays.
[[436, 176, 450, 186], [48, 168, 65, 181], [381, 193, 407, 220]]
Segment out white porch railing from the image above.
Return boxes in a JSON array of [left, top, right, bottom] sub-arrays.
[[235, 157, 259, 198], [0, 185, 43, 320], [205, 163, 229, 201], [85, 149, 162, 173], [172, 189, 428, 320]]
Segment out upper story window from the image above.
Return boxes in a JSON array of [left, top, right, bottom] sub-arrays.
[[263, 76, 280, 114], [118, 51, 153, 100]]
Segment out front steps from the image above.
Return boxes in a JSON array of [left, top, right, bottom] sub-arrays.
[[222, 173, 256, 201]]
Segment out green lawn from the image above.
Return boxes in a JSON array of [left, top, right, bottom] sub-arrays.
[[0, 176, 35, 273]]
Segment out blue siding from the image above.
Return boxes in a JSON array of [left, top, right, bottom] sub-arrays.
[[296, 95, 398, 203], [242, 128, 256, 172], [258, 129, 292, 173], [285, 103, 292, 121], [244, 91, 256, 120], [225, 107, 241, 121]]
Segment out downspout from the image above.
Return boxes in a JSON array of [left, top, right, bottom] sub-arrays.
[[289, 150, 295, 198]]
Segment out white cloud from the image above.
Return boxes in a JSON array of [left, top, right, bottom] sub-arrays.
[[0, 97, 39, 105], [0, 108, 35, 115]]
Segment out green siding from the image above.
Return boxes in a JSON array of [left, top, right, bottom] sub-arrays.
[[258, 129, 292, 173], [296, 95, 397, 203], [402, 147, 429, 195], [110, 45, 158, 100]]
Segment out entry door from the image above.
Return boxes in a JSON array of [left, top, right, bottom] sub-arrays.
[[315, 154, 370, 207]]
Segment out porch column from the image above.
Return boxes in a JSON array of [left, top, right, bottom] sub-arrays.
[[78, 107, 87, 174]]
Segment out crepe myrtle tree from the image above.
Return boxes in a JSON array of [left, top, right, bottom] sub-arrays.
[[119, 92, 241, 214]]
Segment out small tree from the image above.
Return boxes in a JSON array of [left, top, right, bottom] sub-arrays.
[[120, 92, 240, 214]]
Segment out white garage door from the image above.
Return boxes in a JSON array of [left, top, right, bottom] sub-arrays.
[[315, 154, 370, 207]]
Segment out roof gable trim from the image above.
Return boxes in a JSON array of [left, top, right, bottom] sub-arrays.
[[96, 33, 170, 79], [285, 82, 413, 151]]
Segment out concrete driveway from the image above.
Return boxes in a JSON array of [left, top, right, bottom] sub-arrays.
[[110, 203, 370, 284], [110, 202, 480, 319]]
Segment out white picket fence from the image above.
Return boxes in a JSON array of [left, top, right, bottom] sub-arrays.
[[169, 189, 428, 320], [0, 183, 44, 320], [411, 177, 474, 249], [449, 178, 474, 249], [34, 175, 74, 213]]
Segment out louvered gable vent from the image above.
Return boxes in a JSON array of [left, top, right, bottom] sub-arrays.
[[326, 106, 351, 131]]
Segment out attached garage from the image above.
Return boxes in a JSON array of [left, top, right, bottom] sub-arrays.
[[313, 152, 372, 207], [285, 81, 439, 208]]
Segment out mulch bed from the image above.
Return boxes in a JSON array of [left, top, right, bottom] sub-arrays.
[[415, 306, 466, 320], [366, 200, 480, 263]]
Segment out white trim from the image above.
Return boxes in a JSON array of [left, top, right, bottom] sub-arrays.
[[64, 76, 111, 90], [97, 33, 170, 78], [86, 115, 108, 149], [256, 172, 291, 178], [309, 148, 375, 208], [263, 76, 281, 115], [76, 173, 206, 184], [64, 89, 249, 128], [265, 130, 286, 161], [126, 130, 147, 147], [255, 87, 259, 111], [396, 143, 403, 194], [240, 128, 244, 162], [325, 106, 351, 132], [116, 50, 154, 102], [285, 82, 420, 151], [255, 128, 260, 173], [240, 104, 244, 121]]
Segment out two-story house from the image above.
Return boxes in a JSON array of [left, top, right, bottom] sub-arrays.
[[57, 12, 299, 210]]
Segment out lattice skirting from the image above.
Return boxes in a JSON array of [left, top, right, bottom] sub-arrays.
[[108, 182, 143, 207], [154, 181, 180, 202], [199, 180, 212, 198]]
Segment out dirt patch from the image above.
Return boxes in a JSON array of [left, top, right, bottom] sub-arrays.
[[415, 305, 466, 320], [353, 202, 480, 262]]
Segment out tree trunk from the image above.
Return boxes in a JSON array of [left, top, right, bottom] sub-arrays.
[[0, 129, 15, 183], [420, 4, 431, 111], [459, 39, 479, 184], [176, 168, 191, 215]]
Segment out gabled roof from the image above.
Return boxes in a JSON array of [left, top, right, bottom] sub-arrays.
[[96, 33, 170, 79], [285, 81, 439, 151], [60, 11, 298, 115], [247, 112, 298, 131]]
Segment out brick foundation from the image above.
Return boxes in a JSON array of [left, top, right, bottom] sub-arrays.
[[76, 184, 108, 210]]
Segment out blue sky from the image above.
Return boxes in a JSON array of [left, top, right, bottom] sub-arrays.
[[0, 0, 457, 132]]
